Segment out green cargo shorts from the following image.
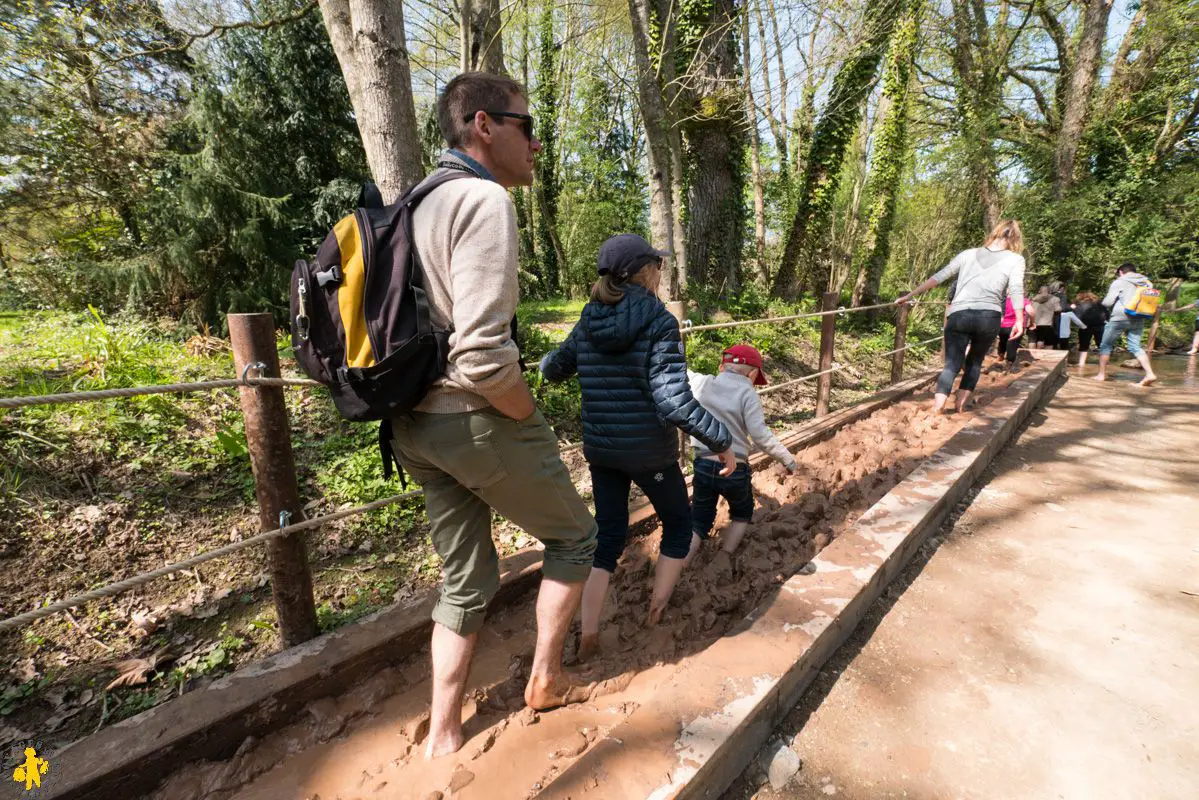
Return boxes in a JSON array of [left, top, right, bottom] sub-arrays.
[[390, 407, 597, 635]]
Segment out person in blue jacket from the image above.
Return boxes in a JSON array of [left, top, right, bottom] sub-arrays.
[[541, 234, 736, 662]]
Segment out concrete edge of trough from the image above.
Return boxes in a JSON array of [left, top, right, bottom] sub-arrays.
[[42, 371, 939, 800], [536, 350, 1068, 800]]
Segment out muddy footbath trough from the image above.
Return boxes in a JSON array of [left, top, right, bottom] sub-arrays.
[[31, 352, 1067, 800]]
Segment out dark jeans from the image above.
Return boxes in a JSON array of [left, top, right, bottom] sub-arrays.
[[691, 458, 755, 538], [938, 309, 1002, 395], [996, 326, 1024, 363], [590, 462, 691, 572]]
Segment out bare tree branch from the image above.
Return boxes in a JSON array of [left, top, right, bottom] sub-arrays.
[[101, 0, 320, 64]]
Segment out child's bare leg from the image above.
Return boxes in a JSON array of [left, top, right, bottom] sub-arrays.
[[647, 556, 686, 626], [577, 568, 611, 662], [683, 532, 703, 567], [720, 520, 750, 554]]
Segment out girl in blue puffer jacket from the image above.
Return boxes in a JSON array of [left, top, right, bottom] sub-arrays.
[[541, 233, 735, 662]]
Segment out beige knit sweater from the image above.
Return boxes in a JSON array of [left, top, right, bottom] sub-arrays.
[[411, 173, 524, 413]]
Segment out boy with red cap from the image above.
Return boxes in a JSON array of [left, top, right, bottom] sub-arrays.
[[687, 344, 799, 558]]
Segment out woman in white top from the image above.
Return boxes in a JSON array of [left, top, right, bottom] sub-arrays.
[[897, 220, 1026, 413]]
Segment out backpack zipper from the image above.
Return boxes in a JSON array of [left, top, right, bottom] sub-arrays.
[[354, 207, 383, 363]]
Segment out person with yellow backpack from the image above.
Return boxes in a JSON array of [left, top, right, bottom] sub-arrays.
[[1094, 263, 1160, 386]]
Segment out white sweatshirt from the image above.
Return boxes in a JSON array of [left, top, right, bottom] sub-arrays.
[[687, 370, 797, 469]]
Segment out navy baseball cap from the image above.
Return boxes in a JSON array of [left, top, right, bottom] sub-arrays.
[[597, 234, 671, 279]]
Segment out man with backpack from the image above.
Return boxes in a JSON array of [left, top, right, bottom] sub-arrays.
[[1094, 262, 1159, 386], [386, 73, 599, 757]]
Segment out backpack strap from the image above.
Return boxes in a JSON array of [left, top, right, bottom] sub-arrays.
[[358, 181, 385, 210], [378, 419, 407, 488]]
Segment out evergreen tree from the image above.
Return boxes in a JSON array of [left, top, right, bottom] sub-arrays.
[[147, 0, 369, 326]]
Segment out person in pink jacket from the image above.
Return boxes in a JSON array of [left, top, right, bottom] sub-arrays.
[[996, 295, 1034, 369]]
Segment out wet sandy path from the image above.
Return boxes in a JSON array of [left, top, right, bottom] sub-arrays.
[[148, 368, 1024, 800]]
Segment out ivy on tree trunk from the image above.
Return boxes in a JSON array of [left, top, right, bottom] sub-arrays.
[[852, 0, 922, 310], [533, 7, 563, 296], [772, 0, 904, 300]]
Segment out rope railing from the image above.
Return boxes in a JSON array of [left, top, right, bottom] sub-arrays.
[[681, 300, 903, 335], [0, 300, 942, 632], [0, 488, 424, 633], [756, 334, 943, 397], [0, 376, 321, 410], [0, 299, 922, 410]]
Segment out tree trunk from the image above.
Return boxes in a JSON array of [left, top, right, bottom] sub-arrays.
[[534, 8, 561, 295], [1100, 0, 1149, 116], [654, 0, 689, 294], [682, 0, 745, 291], [791, 8, 824, 179], [1051, 0, 1113, 199], [627, 0, 680, 299], [668, 128, 689, 294], [468, 0, 506, 73], [753, 0, 788, 172], [772, 0, 903, 299], [852, 1, 921, 310], [833, 103, 873, 295], [460, 0, 473, 72], [948, 0, 1003, 232], [766, 0, 789, 152], [318, 0, 424, 203], [743, 0, 768, 286], [513, 0, 536, 284]]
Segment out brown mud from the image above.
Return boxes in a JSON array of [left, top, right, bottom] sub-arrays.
[[146, 365, 1024, 800]]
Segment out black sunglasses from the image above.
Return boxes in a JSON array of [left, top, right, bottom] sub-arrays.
[[464, 110, 535, 141]]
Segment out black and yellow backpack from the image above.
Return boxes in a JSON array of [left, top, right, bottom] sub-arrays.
[[289, 171, 470, 423]]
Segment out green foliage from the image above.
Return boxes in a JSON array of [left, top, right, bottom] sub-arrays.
[[144, 1, 368, 328], [1008, 0, 1199, 291], [558, 77, 648, 296]]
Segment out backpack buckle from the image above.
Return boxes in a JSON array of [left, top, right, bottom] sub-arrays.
[[315, 264, 342, 287]]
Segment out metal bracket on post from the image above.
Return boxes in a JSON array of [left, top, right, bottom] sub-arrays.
[[241, 361, 267, 385]]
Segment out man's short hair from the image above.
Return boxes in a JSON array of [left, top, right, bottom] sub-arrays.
[[437, 72, 527, 149], [1117, 262, 1136, 275]]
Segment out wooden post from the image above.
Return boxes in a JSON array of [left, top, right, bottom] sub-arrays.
[[228, 313, 318, 647], [668, 300, 689, 471], [815, 292, 837, 418], [891, 302, 910, 385]]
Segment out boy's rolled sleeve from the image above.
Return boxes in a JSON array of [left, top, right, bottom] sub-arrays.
[[743, 391, 796, 469]]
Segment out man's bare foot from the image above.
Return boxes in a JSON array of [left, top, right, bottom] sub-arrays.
[[425, 728, 464, 759], [1138, 374, 1158, 386], [1188, 349, 1198, 355], [577, 632, 600, 663], [1092, 374, 1106, 382], [524, 673, 594, 711]]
